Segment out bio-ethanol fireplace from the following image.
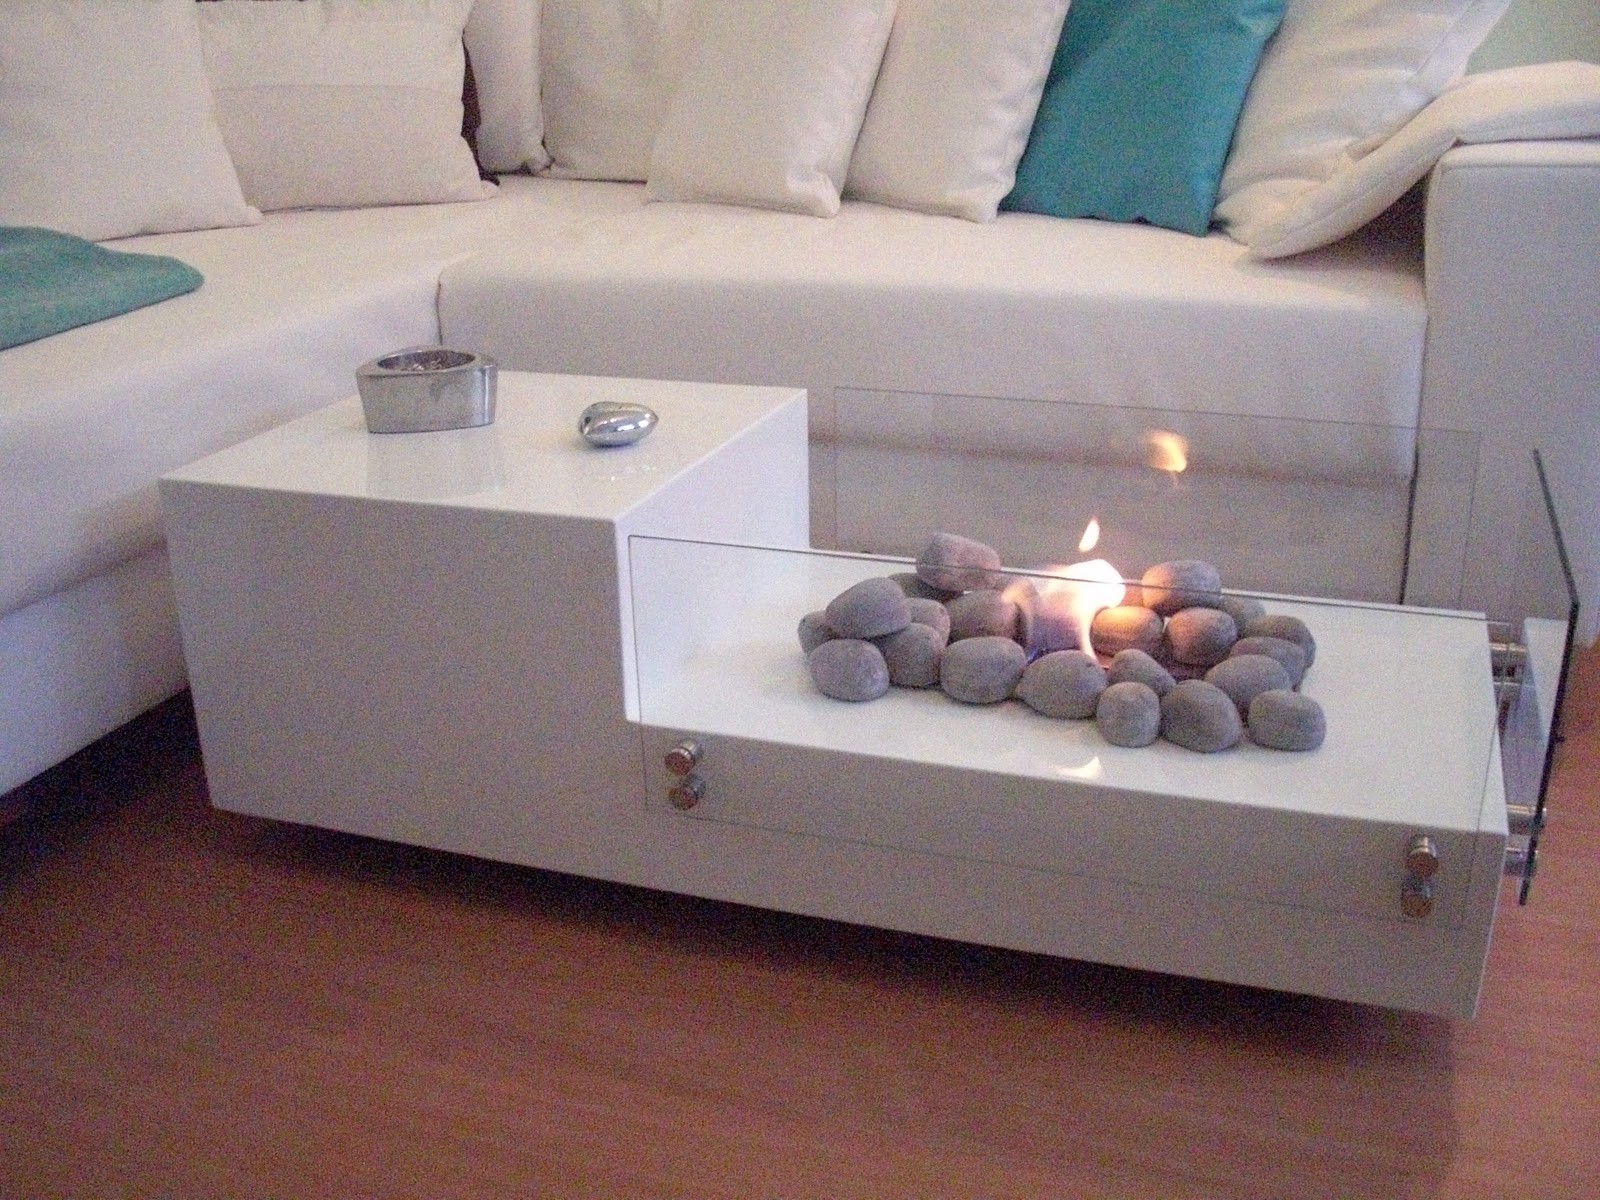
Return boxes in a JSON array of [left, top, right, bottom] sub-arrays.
[[161, 373, 1577, 1021]]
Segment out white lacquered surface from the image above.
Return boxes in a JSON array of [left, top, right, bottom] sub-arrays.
[[631, 541, 1501, 832], [163, 373, 806, 522]]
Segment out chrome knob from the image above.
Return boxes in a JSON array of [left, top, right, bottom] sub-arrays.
[[1401, 876, 1434, 919], [668, 774, 705, 811], [1404, 834, 1440, 879], [664, 739, 702, 776]]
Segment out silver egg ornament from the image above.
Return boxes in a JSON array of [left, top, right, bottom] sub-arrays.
[[579, 401, 658, 447]]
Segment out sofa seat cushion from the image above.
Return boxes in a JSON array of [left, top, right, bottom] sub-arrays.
[[441, 178, 1426, 439], [0, 184, 609, 620]]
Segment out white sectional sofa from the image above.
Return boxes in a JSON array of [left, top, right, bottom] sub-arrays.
[[3, 0, 1599, 795]]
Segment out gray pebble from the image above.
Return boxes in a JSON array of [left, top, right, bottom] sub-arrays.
[[1163, 607, 1238, 667], [1018, 651, 1106, 719], [1140, 560, 1223, 616], [940, 636, 1026, 704], [1229, 635, 1307, 687], [1160, 679, 1243, 752], [916, 532, 1003, 593], [889, 571, 957, 601], [946, 589, 1019, 642], [1095, 680, 1162, 747], [1106, 648, 1176, 697], [825, 577, 911, 640], [807, 639, 890, 702], [906, 596, 952, 642], [1242, 613, 1316, 668], [1156, 655, 1212, 682], [1218, 594, 1268, 627], [1248, 689, 1326, 751], [1091, 605, 1163, 658], [1009, 578, 1080, 658], [798, 610, 836, 655], [877, 623, 945, 689], [1205, 654, 1292, 715]]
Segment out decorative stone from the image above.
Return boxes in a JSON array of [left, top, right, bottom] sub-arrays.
[[797, 610, 836, 655], [889, 570, 957, 602], [1091, 605, 1163, 658], [807, 639, 890, 702], [1163, 606, 1238, 667], [1218, 594, 1268, 627], [1229, 635, 1307, 687], [940, 636, 1026, 704], [1155, 654, 1211, 682], [877, 623, 945, 689], [824, 577, 911, 640], [1242, 613, 1316, 668], [1007, 578, 1079, 658], [1018, 651, 1105, 719], [1248, 689, 1327, 751], [1160, 679, 1243, 753], [906, 596, 952, 642], [916, 531, 1003, 593], [946, 589, 1019, 642], [1095, 681, 1162, 747], [1106, 648, 1176, 697], [1205, 654, 1292, 715], [1140, 560, 1223, 616]]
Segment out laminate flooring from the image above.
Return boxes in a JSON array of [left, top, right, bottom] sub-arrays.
[[3, 650, 1598, 1198]]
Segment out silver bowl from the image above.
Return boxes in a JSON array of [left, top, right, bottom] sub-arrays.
[[356, 347, 497, 434]]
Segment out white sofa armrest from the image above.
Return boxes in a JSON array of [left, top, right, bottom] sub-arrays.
[[1409, 138, 1600, 643]]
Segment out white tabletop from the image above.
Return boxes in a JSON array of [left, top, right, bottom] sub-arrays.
[[164, 372, 805, 523]]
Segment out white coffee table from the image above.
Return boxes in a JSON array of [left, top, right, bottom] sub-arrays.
[[162, 372, 1510, 1018]]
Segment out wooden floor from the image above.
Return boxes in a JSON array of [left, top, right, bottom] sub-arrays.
[[3, 652, 1598, 1199]]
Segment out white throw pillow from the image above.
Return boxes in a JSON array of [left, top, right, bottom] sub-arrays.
[[541, 0, 695, 181], [0, 0, 259, 243], [845, 0, 1070, 222], [1216, 0, 1511, 244], [647, 0, 899, 217], [465, 0, 549, 173], [1247, 61, 1600, 257], [198, 0, 495, 212]]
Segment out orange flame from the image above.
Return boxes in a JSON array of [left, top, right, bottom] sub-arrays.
[[1078, 516, 1101, 555]]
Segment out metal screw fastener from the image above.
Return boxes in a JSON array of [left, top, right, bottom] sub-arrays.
[[668, 774, 705, 811], [1404, 834, 1440, 879], [664, 739, 702, 776], [1401, 876, 1434, 919]]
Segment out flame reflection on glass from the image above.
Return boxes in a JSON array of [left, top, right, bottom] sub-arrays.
[[1144, 429, 1189, 480]]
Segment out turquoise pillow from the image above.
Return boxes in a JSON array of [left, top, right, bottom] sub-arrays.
[[1003, 0, 1285, 236]]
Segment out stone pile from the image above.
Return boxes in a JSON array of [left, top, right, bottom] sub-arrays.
[[799, 532, 1326, 754]]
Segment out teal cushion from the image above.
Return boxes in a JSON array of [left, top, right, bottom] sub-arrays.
[[1003, 0, 1285, 236], [0, 225, 203, 351]]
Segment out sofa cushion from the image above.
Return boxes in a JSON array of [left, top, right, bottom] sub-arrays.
[[1247, 61, 1600, 258], [1004, 0, 1285, 236], [0, 0, 259, 242], [197, 0, 495, 212], [541, 0, 690, 181], [464, 0, 549, 173], [0, 184, 613, 621], [439, 178, 1426, 445], [647, 0, 897, 217], [845, 0, 1069, 223], [1216, 0, 1511, 247]]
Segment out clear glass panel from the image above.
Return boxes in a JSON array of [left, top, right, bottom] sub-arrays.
[[627, 535, 1501, 903], [1498, 450, 1581, 904], [827, 388, 1483, 612]]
